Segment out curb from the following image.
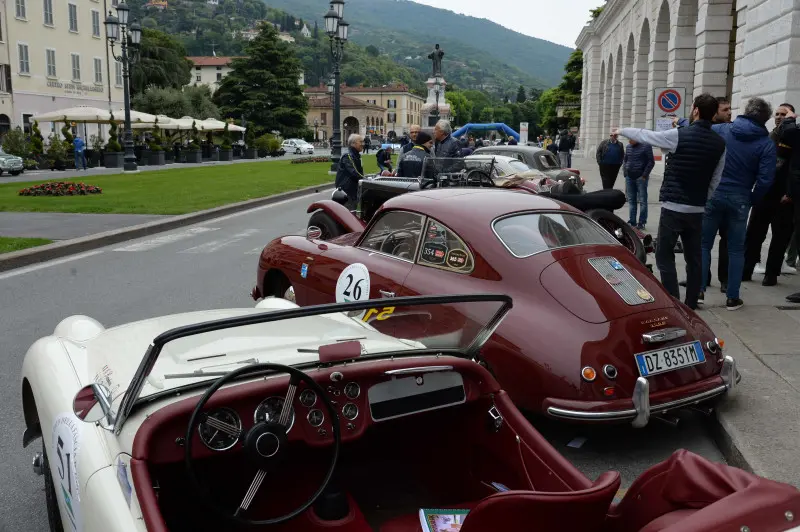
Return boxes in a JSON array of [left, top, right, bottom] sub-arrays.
[[709, 410, 757, 475], [0, 182, 334, 272]]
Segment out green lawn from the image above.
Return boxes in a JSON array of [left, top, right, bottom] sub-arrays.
[[0, 157, 384, 215], [0, 237, 53, 254]]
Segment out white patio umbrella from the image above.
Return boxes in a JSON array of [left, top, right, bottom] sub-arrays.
[[198, 118, 228, 131], [31, 106, 113, 123], [109, 109, 161, 124], [130, 115, 175, 129], [228, 124, 246, 132]]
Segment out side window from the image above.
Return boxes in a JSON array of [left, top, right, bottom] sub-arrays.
[[359, 210, 424, 260], [417, 218, 474, 273]]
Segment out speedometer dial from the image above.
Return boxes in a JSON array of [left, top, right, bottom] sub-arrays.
[[299, 389, 317, 407], [344, 382, 360, 399], [198, 408, 241, 451], [254, 396, 295, 431]]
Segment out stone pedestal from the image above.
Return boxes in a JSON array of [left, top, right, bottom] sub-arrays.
[[421, 76, 452, 127]]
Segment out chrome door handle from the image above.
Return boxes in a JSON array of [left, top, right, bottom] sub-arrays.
[[379, 290, 395, 298]]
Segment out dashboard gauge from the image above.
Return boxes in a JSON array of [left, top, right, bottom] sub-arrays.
[[344, 382, 361, 400], [198, 408, 241, 451], [307, 409, 325, 427], [254, 396, 295, 431], [342, 403, 359, 421], [299, 389, 317, 408]]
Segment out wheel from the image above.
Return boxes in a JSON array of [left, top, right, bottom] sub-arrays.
[[10, 170, 21, 176], [295, 148, 301, 154], [267, 271, 295, 302], [308, 210, 345, 240], [586, 209, 647, 264]]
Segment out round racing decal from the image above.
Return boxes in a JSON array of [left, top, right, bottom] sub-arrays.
[[336, 263, 371, 303], [420, 242, 448, 265], [52, 412, 83, 532], [446, 249, 468, 269]]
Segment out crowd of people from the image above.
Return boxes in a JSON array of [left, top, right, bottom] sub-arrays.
[[612, 93, 799, 311]]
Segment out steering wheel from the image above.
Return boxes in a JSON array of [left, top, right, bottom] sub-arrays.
[[420, 176, 439, 189], [380, 229, 417, 257], [185, 363, 341, 527], [466, 170, 494, 187]]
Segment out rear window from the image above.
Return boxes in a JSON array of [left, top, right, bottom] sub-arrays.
[[493, 212, 618, 257], [507, 160, 531, 173], [538, 153, 560, 169]]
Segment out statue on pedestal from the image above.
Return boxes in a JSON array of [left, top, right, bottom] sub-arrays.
[[428, 44, 444, 78]]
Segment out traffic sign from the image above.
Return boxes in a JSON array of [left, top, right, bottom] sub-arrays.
[[658, 89, 682, 113]]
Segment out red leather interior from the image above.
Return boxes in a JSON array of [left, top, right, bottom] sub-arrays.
[[307, 200, 367, 234]]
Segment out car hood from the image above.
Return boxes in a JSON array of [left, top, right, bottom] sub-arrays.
[[0, 153, 22, 161], [540, 247, 674, 323], [72, 300, 421, 400]]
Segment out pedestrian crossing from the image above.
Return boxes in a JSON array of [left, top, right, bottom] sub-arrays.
[[108, 226, 298, 256], [113, 227, 221, 252]]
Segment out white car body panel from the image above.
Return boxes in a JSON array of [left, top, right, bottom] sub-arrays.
[[21, 297, 420, 531]]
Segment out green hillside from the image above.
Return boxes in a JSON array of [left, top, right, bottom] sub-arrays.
[[260, 0, 573, 87]]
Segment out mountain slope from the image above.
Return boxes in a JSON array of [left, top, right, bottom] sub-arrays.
[[261, 0, 573, 87]]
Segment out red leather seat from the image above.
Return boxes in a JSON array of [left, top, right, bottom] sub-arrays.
[[380, 471, 620, 532], [638, 509, 699, 532]]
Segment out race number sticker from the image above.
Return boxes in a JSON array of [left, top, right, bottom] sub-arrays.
[[52, 413, 83, 532], [336, 263, 371, 303]]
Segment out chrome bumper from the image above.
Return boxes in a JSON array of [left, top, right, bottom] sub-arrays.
[[547, 355, 738, 428]]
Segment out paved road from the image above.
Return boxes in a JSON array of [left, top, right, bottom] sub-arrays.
[[0, 212, 169, 240], [0, 186, 727, 530]]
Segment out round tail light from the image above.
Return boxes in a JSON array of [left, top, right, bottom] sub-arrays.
[[581, 366, 597, 382], [603, 364, 618, 380]]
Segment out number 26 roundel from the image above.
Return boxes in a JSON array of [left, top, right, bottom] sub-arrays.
[[336, 263, 371, 303]]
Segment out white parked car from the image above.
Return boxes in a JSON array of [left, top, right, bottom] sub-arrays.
[[464, 154, 547, 184], [281, 139, 314, 154]]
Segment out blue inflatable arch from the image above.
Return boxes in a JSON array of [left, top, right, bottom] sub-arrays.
[[451, 123, 520, 141]]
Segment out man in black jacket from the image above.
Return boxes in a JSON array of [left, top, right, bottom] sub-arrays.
[[397, 131, 434, 178], [773, 109, 800, 303], [614, 94, 726, 310], [334, 134, 364, 209]]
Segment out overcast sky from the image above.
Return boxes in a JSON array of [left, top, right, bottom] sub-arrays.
[[410, 0, 599, 48]]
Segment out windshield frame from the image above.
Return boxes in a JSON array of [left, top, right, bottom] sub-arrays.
[[113, 293, 512, 435]]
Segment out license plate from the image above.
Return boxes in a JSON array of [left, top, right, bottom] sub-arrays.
[[635, 341, 705, 377]]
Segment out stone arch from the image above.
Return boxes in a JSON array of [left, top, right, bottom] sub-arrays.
[[668, 0, 699, 103], [620, 34, 635, 127], [603, 53, 614, 136], [633, 19, 651, 128], [647, 0, 670, 129], [612, 45, 623, 129], [343, 116, 360, 139]]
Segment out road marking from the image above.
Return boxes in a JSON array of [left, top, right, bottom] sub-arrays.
[[178, 229, 261, 254], [113, 227, 219, 252], [245, 247, 263, 255], [206, 189, 331, 224], [0, 250, 104, 280]]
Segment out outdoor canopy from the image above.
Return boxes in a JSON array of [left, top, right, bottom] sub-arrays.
[[31, 106, 114, 123], [452, 123, 520, 141]]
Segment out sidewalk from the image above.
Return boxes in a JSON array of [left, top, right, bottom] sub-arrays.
[[572, 155, 800, 486]]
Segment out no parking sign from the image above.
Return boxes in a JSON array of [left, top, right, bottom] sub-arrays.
[[653, 87, 685, 132]]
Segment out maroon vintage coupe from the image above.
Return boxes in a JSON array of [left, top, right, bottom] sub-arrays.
[[252, 188, 738, 427]]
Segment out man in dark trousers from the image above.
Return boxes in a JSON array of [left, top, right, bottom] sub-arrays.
[[700, 97, 775, 311], [363, 136, 371, 154], [743, 103, 795, 286], [614, 93, 726, 310], [334, 134, 365, 210], [623, 138, 655, 229], [375, 145, 393, 173], [773, 108, 800, 303], [595, 131, 625, 189]]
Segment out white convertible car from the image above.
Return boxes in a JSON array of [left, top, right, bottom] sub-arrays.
[[20, 295, 800, 532]]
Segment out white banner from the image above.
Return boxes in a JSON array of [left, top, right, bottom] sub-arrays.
[[653, 87, 686, 132], [519, 122, 529, 145]]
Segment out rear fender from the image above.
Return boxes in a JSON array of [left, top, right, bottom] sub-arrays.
[[307, 200, 366, 233]]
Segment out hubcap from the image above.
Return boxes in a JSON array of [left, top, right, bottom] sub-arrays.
[[284, 286, 296, 302]]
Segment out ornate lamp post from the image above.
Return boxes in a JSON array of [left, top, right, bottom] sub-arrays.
[[105, 2, 142, 172], [324, 1, 348, 173], [313, 118, 319, 141], [432, 80, 441, 125]]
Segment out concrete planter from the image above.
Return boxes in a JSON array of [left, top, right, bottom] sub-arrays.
[[149, 150, 166, 166], [104, 152, 124, 168], [219, 148, 233, 161], [140, 149, 151, 166], [185, 150, 203, 164], [244, 147, 258, 159]]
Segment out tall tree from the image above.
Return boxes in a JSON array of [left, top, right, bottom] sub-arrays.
[[313, 20, 318, 39], [516, 85, 526, 103], [131, 28, 193, 97], [213, 24, 308, 136]]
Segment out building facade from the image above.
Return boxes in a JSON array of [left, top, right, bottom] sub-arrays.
[[304, 83, 425, 138], [305, 94, 386, 141], [576, 0, 798, 157], [1, 0, 124, 136], [187, 56, 234, 92]]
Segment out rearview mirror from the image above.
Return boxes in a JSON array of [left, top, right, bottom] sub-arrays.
[[307, 226, 322, 239], [73, 383, 113, 424]]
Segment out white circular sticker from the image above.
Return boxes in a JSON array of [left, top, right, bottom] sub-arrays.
[[336, 263, 371, 303], [52, 412, 83, 532]]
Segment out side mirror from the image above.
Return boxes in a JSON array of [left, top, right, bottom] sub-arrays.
[[307, 226, 322, 240], [72, 383, 113, 424]]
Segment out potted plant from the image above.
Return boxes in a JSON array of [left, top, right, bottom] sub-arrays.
[[45, 133, 67, 171], [89, 134, 104, 167], [267, 136, 283, 157], [61, 121, 76, 169], [148, 121, 165, 166], [219, 122, 234, 161], [30, 120, 45, 167], [163, 131, 175, 164], [104, 115, 124, 168], [244, 126, 257, 159], [254, 134, 272, 158], [185, 121, 203, 163]]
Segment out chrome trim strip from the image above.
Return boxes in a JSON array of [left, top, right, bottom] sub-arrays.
[[642, 327, 687, 344], [720, 355, 737, 394], [546, 384, 729, 422], [384, 365, 454, 376]]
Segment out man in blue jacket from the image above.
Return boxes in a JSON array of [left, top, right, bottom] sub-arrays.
[[700, 97, 776, 310], [623, 139, 655, 229]]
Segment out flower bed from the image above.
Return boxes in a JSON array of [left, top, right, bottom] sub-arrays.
[[290, 156, 330, 164], [19, 182, 102, 196]]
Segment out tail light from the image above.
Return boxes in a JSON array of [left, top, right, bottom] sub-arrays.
[[566, 168, 581, 176]]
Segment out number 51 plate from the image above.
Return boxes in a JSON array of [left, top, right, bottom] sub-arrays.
[[635, 341, 706, 377]]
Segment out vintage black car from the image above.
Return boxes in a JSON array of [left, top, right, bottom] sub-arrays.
[[472, 145, 582, 189]]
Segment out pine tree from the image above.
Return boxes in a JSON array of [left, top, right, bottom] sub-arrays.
[[516, 85, 526, 103], [213, 24, 308, 137], [313, 21, 318, 39]]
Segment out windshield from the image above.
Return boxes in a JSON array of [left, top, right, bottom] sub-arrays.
[[508, 160, 531, 173], [538, 152, 560, 169], [493, 212, 619, 257], [112, 295, 511, 432]]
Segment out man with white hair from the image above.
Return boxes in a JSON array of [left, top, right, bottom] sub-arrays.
[[334, 134, 364, 209], [433, 119, 461, 159]]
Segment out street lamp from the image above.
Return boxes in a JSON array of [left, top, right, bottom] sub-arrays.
[[430, 80, 441, 127], [313, 118, 319, 141], [324, 1, 349, 173], [105, 1, 141, 172]]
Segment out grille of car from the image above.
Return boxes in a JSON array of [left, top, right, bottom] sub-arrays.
[[588, 257, 655, 306]]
